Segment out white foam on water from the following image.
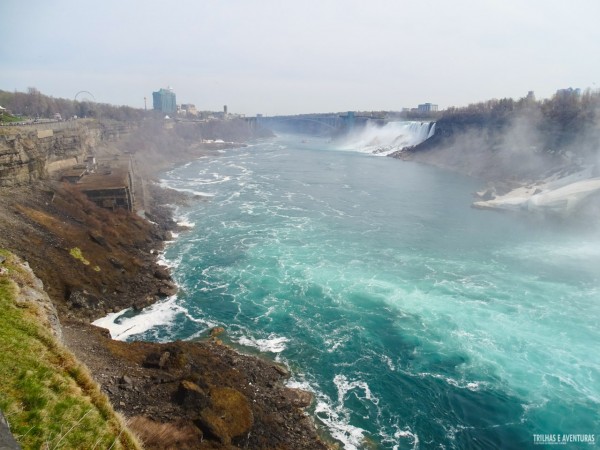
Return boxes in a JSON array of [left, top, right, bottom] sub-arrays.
[[165, 185, 216, 198], [312, 374, 387, 448], [236, 333, 289, 353], [286, 374, 387, 449], [357, 260, 600, 410], [285, 378, 313, 392], [92, 295, 182, 341], [325, 336, 348, 353], [381, 354, 396, 371], [176, 218, 196, 228], [156, 253, 171, 267], [181, 314, 219, 333], [251, 304, 277, 324], [334, 374, 379, 406], [391, 428, 420, 450], [186, 174, 232, 185], [313, 379, 368, 450], [171, 206, 197, 229], [412, 371, 485, 392]]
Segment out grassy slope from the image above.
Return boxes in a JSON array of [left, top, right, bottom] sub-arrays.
[[0, 113, 22, 123], [0, 250, 141, 450]]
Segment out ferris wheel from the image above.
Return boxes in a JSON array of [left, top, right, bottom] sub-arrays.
[[74, 91, 96, 103]]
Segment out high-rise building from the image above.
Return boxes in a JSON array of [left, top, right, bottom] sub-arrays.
[[152, 88, 177, 114], [418, 103, 438, 113]]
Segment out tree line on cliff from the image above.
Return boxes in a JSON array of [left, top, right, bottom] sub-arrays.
[[0, 87, 146, 122], [399, 88, 600, 182], [432, 88, 600, 161]]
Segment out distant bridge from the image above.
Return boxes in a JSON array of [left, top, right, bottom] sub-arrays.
[[257, 113, 367, 135], [263, 116, 340, 130]]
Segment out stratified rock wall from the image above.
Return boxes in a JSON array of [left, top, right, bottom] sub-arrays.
[[0, 121, 131, 187], [0, 132, 47, 186]]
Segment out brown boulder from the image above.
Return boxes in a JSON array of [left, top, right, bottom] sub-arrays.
[[89, 231, 111, 251], [283, 388, 313, 408], [67, 289, 103, 310], [175, 380, 209, 411], [157, 281, 177, 297], [196, 387, 253, 445], [210, 326, 225, 337], [154, 266, 171, 280]]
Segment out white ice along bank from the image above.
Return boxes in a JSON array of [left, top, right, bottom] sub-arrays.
[[472, 166, 600, 216]]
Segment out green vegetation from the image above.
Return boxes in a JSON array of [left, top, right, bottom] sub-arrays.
[[0, 112, 22, 123], [69, 247, 91, 266], [0, 250, 140, 449]]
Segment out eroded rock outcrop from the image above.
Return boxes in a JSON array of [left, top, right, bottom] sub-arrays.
[[0, 121, 132, 187], [0, 125, 96, 186]]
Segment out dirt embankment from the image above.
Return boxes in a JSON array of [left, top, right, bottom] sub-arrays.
[[0, 182, 175, 321], [0, 121, 332, 449]]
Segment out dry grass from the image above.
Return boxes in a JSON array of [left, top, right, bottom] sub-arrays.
[[128, 416, 202, 449]]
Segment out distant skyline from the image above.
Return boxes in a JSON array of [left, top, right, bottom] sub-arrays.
[[1, 0, 599, 116]]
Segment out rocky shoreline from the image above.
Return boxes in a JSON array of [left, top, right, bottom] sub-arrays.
[[77, 180, 332, 449], [62, 321, 330, 449], [0, 123, 334, 448]]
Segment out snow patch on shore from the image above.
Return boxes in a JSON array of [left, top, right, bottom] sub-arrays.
[[473, 167, 600, 216]]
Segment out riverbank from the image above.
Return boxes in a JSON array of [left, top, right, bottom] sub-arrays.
[[0, 122, 334, 448]]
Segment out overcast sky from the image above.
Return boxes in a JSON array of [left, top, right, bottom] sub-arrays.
[[1, 0, 599, 116]]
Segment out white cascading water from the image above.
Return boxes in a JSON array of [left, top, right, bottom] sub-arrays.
[[337, 121, 435, 156], [426, 122, 436, 139]]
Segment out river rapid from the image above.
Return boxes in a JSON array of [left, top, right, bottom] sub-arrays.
[[97, 134, 600, 449]]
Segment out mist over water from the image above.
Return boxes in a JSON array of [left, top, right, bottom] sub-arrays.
[[101, 135, 600, 449]]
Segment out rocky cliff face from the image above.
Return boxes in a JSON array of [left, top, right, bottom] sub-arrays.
[[0, 125, 91, 186], [0, 121, 131, 187], [0, 132, 48, 186]]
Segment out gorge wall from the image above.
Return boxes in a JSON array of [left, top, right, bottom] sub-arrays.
[[0, 121, 132, 187]]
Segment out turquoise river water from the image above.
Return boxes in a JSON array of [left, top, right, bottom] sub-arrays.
[[97, 135, 600, 449]]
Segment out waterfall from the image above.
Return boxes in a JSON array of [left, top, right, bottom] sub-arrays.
[[427, 122, 436, 139], [337, 121, 436, 156]]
